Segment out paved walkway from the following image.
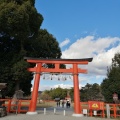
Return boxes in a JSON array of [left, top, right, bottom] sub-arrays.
[[1, 107, 116, 120]]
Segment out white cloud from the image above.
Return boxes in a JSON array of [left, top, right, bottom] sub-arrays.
[[60, 38, 70, 47], [61, 36, 120, 76], [38, 83, 84, 91], [31, 36, 120, 91], [88, 45, 120, 76], [53, 84, 73, 89]]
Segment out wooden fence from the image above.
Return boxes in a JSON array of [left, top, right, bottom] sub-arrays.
[[0, 99, 120, 118], [0, 99, 30, 113]]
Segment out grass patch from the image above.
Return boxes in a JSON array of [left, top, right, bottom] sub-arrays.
[[37, 101, 56, 108]]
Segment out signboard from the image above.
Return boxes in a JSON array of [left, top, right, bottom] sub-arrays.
[[88, 101, 104, 110], [83, 109, 87, 114], [93, 110, 97, 115]]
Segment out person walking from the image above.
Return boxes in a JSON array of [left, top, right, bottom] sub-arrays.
[[58, 101, 60, 107], [56, 102, 59, 107], [62, 100, 64, 108]]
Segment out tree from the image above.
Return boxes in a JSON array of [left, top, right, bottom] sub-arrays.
[[26, 29, 62, 59], [0, 0, 62, 96], [101, 53, 120, 102], [69, 87, 74, 101], [50, 87, 67, 100], [80, 83, 103, 101], [40, 90, 52, 100], [0, 0, 43, 96]]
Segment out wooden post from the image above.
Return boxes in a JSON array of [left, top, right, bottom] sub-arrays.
[[73, 63, 82, 115], [113, 104, 117, 118], [28, 63, 42, 114], [7, 99, 11, 113]]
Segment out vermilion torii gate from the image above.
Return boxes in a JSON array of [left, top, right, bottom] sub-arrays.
[[24, 57, 93, 116]]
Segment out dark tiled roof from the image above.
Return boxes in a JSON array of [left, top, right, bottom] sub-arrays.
[[24, 57, 93, 62]]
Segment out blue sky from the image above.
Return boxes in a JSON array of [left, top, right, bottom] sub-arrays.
[[32, 0, 120, 91]]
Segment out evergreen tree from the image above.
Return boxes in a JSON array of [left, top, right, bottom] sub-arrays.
[[101, 53, 120, 102], [0, 0, 62, 96], [80, 83, 103, 101]]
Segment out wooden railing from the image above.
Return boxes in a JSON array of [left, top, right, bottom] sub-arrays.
[[1, 99, 120, 118], [0, 99, 30, 113], [81, 102, 120, 118], [108, 103, 120, 118]]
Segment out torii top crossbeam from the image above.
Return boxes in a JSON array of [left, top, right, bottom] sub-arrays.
[[24, 57, 93, 64], [24, 57, 93, 73]]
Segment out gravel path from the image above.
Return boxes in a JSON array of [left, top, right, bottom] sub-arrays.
[[0, 108, 116, 120], [1, 107, 116, 120], [1, 113, 115, 120]]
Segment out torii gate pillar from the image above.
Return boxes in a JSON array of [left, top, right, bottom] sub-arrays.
[[24, 57, 93, 116], [26, 63, 42, 115], [72, 63, 82, 116]]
